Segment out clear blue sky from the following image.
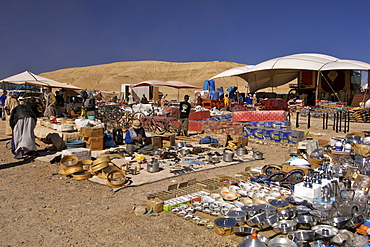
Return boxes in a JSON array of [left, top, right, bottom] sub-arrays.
[[1, 0, 370, 79]]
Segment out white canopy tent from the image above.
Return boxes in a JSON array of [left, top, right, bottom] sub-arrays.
[[210, 53, 370, 93], [1, 71, 81, 90]]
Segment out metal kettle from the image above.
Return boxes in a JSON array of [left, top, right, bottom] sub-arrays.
[[147, 158, 160, 173]]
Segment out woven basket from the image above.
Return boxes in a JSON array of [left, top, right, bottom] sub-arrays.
[[352, 143, 370, 157], [72, 171, 93, 180], [60, 155, 79, 167], [106, 170, 127, 188], [214, 225, 234, 236], [79, 160, 93, 171], [90, 161, 109, 174], [64, 164, 84, 175]]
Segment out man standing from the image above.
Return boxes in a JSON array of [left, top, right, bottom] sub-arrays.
[[4, 92, 19, 135], [179, 95, 191, 136], [44, 87, 57, 118], [141, 94, 148, 104], [81, 90, 96, 120], [10, 100, 37, 159], [0, 90, 7, 120], [126, 93, 134, 108], [55, 90, 65, 117], [124, 119, 152, 154]]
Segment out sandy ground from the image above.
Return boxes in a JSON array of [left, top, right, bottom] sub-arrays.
[[0, 115, 366, 247]]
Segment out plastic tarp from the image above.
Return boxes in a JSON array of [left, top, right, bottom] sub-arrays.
[[210, 53, 370, 93]]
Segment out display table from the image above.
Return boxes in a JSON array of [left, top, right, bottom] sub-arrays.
[[34, 122, 80, 142]]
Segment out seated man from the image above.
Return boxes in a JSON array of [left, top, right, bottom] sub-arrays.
[[125, 119, 152, 154], [9, 100, 38, 159]]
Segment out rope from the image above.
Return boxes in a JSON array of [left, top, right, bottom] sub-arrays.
[[320, 71, 341, 102], [141, 206, 153, 217]]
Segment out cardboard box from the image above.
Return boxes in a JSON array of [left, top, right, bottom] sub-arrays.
[[85, 136, 104, 151], [80, 127, 104, 137], [152, 136, 162, 149], [238, 137, 248, 147], [61, 148, 91, 161], [146, 198, 163, 213], [282, 163, 309, 175]]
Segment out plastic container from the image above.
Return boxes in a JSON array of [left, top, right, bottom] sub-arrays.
[[65, 140, 85, 149], [335, 140, 343, 151]]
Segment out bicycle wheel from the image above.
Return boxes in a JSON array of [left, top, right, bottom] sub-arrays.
[[153, 119, 166, 135], [142, 117, 155, 132], [167, 119, 182, 135]]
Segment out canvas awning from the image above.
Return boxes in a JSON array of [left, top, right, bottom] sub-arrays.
[[210, 53, 370, 93], [1, 71, 81, 90]]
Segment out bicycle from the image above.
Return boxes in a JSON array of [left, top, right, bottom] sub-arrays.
[[142, 112, 184, 136]]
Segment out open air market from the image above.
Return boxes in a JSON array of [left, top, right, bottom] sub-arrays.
[[2, 53, 370, 246]]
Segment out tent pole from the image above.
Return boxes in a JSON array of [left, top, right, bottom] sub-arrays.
[[315, 70, 320, 106]]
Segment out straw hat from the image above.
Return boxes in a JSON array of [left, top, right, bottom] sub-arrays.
[[132, 119, 142, 129]]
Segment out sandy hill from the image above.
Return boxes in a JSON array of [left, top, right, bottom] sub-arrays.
[[40, 60, 251, 100]]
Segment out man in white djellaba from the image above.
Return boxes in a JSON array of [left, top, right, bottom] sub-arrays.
[[9, 100, 38, 159]]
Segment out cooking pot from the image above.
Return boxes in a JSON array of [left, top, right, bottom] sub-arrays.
[[312, 224, 339, 239], [147, 158, 160, 173], [346, 135, 362, 144], [179, 148, 190, 156], [253, 151, 264, 160], [233, 226, 256, 236], [267, 237, 297, 247], [295, 215, 318, 230], [241, 205, 259, 219], [272, 220, 297, 234], [227, 210, 247, 226], [223, 150, 234, 162], [246, 212, 267, 227], [322, 216, 351, 229], [287, 230, 315, 243], [236, 146, 247, 156], [277, 208, 296, 220], [211, 154, 220, 163], [256, 214, 278, 230]]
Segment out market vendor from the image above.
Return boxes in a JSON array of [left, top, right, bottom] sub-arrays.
[[125, 119, 153, 154], [80, 90, 96, 120]]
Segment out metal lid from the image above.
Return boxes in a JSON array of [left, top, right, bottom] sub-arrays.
[[269, 199, 289, 207], [272, 220, 297, 229], [309, 210, 329, 218], [241, 205, 258, 212], [312, 225, 339, 237], [257, 204, 277, 212], [214, 217, 238, 228], [312, 203, 332, 211], [227, 210, 247, 218]]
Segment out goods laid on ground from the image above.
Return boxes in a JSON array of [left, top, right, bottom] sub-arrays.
[[140, 131, 370, 247], [59, 155, 127, 187]]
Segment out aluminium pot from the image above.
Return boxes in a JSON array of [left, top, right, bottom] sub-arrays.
[[147, 158, 160, 173], [272, 220, 297, 234], [287, 230, 315, 243], [253, 151, 264, 160], [223, 150, 235, 162], [236, 146, 247, 156]]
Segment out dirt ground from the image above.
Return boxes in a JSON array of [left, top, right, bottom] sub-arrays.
[[0, 115, 366, 247]]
